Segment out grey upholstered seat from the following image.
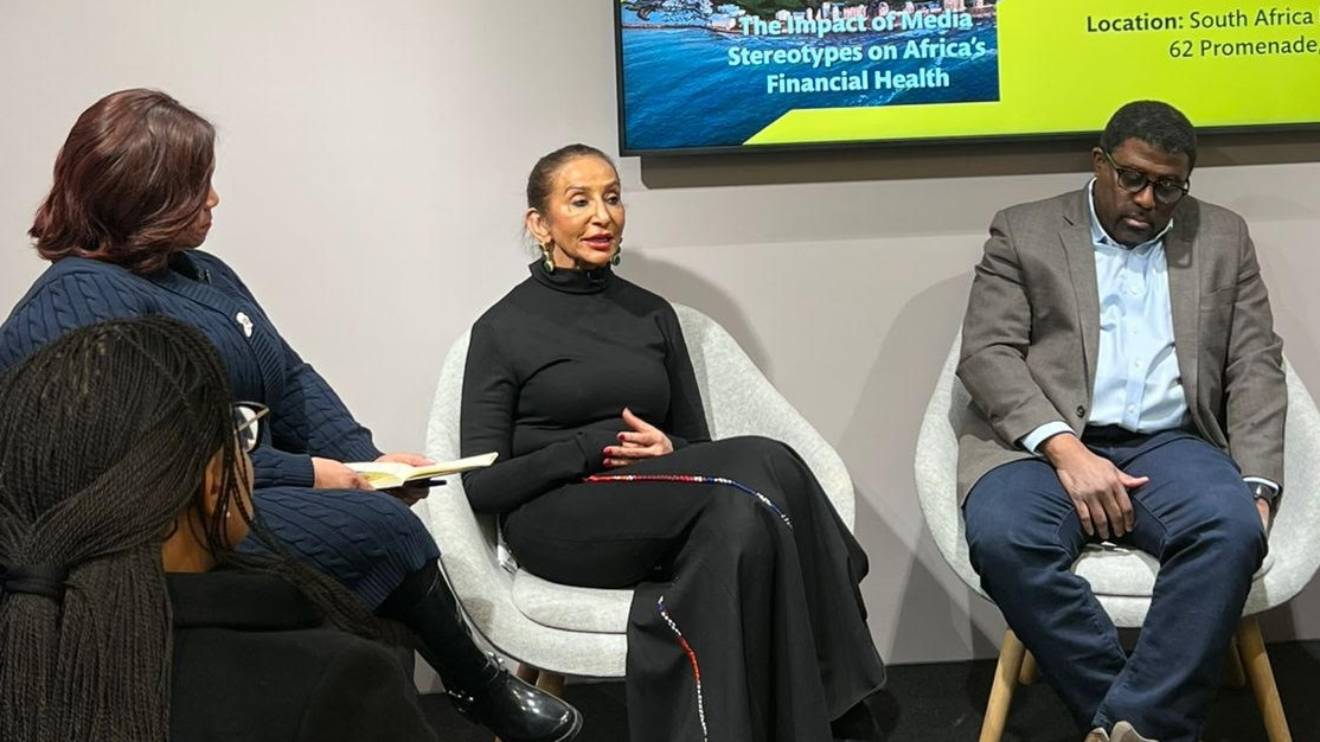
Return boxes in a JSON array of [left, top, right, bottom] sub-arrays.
[[417, 303, 856, 678], [915, 334, 1319, 626], [914, 333, 1320, 741]]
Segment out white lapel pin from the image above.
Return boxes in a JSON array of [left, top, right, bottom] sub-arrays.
[[236, 312, 254, 338]]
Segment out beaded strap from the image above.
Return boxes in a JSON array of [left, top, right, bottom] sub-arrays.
[[657, 595, 708, 742], [583, 473, 793, 529]]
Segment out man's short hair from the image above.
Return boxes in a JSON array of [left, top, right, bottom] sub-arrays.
[[1100, 101, 1198, 170]]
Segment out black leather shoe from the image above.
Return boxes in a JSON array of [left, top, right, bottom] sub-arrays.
[[379, 562, 582, 742], [447, 660, 583, 742]]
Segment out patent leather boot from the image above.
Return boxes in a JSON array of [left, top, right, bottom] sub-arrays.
[[379, 562, 582, 742]]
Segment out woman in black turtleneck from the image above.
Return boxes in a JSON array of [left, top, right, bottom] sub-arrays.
[[460, 145, 887, 742]]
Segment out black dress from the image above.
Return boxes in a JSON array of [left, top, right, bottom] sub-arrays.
[[169, 571, 437, 742], [460, 262, 885, 741]]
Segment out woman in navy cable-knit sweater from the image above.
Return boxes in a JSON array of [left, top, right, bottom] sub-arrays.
[[0, 89, 580, 742]]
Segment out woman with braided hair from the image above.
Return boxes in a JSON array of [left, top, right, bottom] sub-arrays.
[[0, 89, 579, 742], [0, 316, 435, 741]]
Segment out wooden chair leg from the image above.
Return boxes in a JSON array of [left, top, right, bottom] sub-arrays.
[[535, 670, 567, 698], [497, 665, 548, 742], [979, 629, 1026, 742], [514, 662, 541, 685], [1237, 617, 1292, 742], [1018, 650, 1039, 686], [1224, 638, 1247, 689]]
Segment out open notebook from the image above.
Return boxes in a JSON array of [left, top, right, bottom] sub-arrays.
[[347, 452, 497, 489]]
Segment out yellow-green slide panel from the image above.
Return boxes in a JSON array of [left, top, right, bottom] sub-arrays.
[[746, 0, 1320, 146]]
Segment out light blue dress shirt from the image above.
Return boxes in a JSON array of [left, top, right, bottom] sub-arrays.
[[1021, 180, 1185, 452]]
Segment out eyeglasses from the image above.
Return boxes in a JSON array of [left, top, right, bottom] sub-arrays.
[[1103, 150, 1190, 206], [232, 402, 269, 453]]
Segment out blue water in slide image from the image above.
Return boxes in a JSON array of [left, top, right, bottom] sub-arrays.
[[621, 24, 1000, 151]]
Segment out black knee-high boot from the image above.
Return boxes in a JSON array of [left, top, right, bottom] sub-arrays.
[[379, 561, 582, 742]]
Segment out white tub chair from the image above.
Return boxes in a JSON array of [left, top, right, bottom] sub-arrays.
[[416, 303, 856, 703], [915, 334, 1320, 742]]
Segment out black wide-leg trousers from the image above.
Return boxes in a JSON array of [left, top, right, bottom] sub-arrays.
[[503, 436, 886, 742]]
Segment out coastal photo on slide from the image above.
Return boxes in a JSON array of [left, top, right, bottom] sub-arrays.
[[618, 0, 1000, 151]]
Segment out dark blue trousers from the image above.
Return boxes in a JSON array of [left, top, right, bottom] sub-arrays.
[[964, 429, 1267, 741]]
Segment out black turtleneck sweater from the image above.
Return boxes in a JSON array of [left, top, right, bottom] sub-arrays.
[[460, 262, 711, 515]]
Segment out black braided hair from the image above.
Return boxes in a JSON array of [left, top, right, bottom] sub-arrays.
[[0, 316, 388, 741]]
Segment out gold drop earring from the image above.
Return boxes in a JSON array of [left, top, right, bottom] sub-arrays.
[[540, 243, 555, 273], [611, 242, 623, 267]]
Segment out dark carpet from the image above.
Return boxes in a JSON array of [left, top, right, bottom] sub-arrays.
[[418, 640, 1320, 741]]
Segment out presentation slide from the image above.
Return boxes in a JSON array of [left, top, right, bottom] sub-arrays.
[[616, 0, 1320, 154]]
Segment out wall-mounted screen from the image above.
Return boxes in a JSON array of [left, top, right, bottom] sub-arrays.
[[615, 0, 1320, 155]]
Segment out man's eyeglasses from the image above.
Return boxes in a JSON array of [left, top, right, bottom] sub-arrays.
[[1103, 150, 1190, 206], [233, 402, 270, 453]]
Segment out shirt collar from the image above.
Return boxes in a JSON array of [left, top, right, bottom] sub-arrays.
[[1086, 179, 1173, 251]]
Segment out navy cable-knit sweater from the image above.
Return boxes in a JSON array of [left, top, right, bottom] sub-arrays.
[[0, 251, 382, 487]]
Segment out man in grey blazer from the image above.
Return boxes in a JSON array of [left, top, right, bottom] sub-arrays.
[[958, 101, 1284, 742]]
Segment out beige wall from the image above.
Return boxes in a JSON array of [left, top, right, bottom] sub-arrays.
[[2, 0, 1318, 664]]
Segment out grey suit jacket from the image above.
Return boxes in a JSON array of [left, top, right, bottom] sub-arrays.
[[955, 188, 1286, 502]]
